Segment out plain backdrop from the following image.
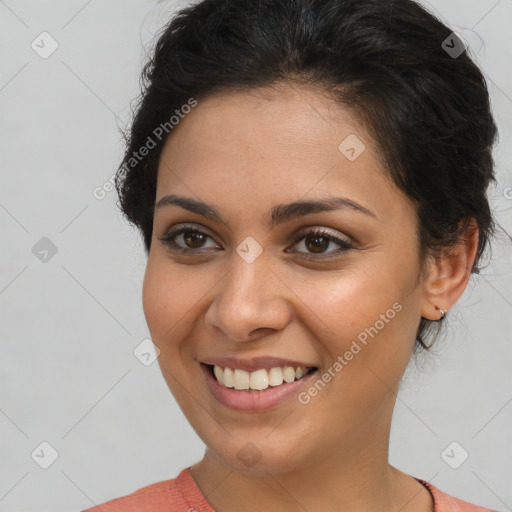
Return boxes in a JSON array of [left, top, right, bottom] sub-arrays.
[[1, 1, 511, 511]]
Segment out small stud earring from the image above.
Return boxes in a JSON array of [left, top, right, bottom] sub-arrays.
[[435, 306, 448, 320]]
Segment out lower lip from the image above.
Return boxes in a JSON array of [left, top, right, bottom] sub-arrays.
[[200, 363, 318, 411]]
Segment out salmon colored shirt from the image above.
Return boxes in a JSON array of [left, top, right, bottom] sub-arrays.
[[81, 467, 499, 512]]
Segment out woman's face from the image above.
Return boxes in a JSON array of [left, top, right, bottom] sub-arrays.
[[143, 84, 428, 475]]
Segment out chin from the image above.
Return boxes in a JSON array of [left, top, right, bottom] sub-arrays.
[[207, 436, 314, 476]]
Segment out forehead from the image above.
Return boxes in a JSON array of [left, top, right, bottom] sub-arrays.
[[155, 84, 407, 223], [161, 84, 372, 157]]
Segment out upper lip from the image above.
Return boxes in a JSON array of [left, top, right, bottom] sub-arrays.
[[200, 356, 318, 372]]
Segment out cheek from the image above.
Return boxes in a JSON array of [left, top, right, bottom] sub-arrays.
[[142, 255, 206, 349], [142, 258, 170, 342], [285, 253, 421, 384], [289, 272, 419, 429], [289, 263, 411, 339]]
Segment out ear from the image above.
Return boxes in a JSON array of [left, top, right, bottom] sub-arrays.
[[420, 218, 479, 321]]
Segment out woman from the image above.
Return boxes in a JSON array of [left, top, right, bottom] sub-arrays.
[[83, 0, 501, 510]]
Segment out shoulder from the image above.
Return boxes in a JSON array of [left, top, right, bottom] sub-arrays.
[[80, 479, 175, 512], [416, 478, 500, 512], [80, 467, 212, 512]]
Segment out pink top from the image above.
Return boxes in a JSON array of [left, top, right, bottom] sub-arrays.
[[81, 467, 498, 512]]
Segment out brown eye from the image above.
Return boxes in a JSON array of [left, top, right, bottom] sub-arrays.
[[303, 233, 330, 253], [288, 228, 353, 259], [182, 230, 207, 249], [158, 226, 220, 252]]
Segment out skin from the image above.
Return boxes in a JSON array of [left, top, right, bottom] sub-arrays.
[[142, 83, 479, 512]]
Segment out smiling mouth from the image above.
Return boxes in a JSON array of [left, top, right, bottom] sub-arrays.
[[204, 363, 317, 391]]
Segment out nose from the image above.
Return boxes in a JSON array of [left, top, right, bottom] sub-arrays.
[[204, 253, 292, 342]]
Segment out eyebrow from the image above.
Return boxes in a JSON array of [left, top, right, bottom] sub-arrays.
[[154, 194, 377, 227]]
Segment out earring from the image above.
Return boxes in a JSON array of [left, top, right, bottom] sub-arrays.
[[435, 306, 448, 320]]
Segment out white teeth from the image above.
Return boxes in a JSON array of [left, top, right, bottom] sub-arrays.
[[283, 366, 296, 383], [212, 365, 312, 390], [213, 365, 224, 383], [268, 367, 284, 386], [223, 367, 234, 388], [250, 369, 269, 390], [233, 368, 250, 390]]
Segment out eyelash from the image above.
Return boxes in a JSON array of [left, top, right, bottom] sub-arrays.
[[158, 224, 354, 260]]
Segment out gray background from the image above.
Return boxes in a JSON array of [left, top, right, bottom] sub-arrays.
[[1, 1, 511, 511]]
